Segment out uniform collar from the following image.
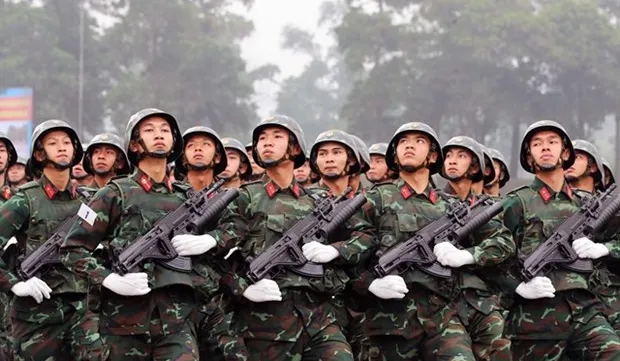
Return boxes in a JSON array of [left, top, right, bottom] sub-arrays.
[[396, 178, 438, 204], [40, 175, 77, 200], [263, 175, 302, 199], [314, 181, 355, 199], [531, 176, 573, 204], [132, 169, 173, 193]]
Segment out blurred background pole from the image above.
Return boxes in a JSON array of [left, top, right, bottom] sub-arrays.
[[77, 2, 85, 139]]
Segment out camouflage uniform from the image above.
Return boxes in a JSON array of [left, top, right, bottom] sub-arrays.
[[502, 120, 620, 361], [356, 123, 514, 361], [0, 120, 106, 361], [213, 115, 375, 361], [61, 109, 199, 361]]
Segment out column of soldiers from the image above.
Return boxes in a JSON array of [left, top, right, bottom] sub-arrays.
[[0, 112, 619, 361]]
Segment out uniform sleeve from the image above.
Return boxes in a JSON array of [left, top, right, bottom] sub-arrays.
[[0, 192, 30, 291], [330, 196, 378, 265], [60, 185, 122, 285], [496, 194, 526, 292], [599, 212, 620, 259], [466, 206, 516, 267]]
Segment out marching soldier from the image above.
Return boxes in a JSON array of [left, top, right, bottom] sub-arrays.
[[61, 108, 217, 360], [0, 120, 106, 360], [0, 132, 17, 189], [348, 134, 370, 194], [356, 122, 512, 361], [244, 142, 264, 182], [471, 143, 496, 196], [7, 156, 29, 189], [220, 137, 251, 189], [601, 157, 615, 190], [212, 115, 373, 360], [71, 144, 94, 187], [174, 126, 227, 191], [293, 159, 313, 187], [440, 136, 487, 200], [502, 120, 620, 360], [82, 133, 132, 188], [366, 143, 396, 184], [484, 148, 510, 198]]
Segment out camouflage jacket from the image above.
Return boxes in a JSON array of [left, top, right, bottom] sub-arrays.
[[212, 176, 376, 298], [61, 169, 194, 290], [0, 175, 91, 294], [503, 177, 592, 292]]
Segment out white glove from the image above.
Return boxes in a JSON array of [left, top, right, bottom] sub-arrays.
[[572, 237, 610, 260], [102, 272, 151, 296], [368, 275, 409, 299], [433, 242, 475, 268], [11, 277, 52, 303], [224, 246, 239, 260], [302, 241, 340, 263], [515, 276, 555, 299], [171, 234, 217, 256], [3, 237, 17, 251], [242, 279, 282, 302]]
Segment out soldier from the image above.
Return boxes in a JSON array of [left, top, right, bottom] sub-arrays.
[[307, 129, 373, 361], [61, 108, 217, 360], [0, 120, 106, 360], [565, 140, 605, 192], [220, 137, 251, 189], [293, 159, 313, 187], [7, 156, 29, 189], [355, 122, 513, 361], [0, 132, 17, 188], [71, 144, 94, 187], [83, 133, 132, 189], [502, 120, 620, 360], [366, 143, 396, 184], [484, 148, 510, 197], [245, 142, 264, 182], [602, 157, 616, 190], [471, 143, 496, 196], [348, 134, 370, 194], [440, 136, 487, 200], [175, 126, 227, 191], [212, 115, 373, 361]]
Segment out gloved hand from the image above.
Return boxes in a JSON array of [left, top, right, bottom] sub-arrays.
[[171, 234, 217, 256], [243, 279, 282, 302], [572, 236, 610, 260], [302, 241, 340, 263], [102, 273, 151, 296], [11, 276, 52, 303], [368, 275, 409, 299], [515, 276, 555, 299], [3, 237, 16, 251], [433, 242, 475, 268]]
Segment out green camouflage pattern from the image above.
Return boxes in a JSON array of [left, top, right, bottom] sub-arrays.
[[61, 169, 198, 360], [210, 176, 375, 358], [355, 178, 513, 360], [502, 177, 620, 358]]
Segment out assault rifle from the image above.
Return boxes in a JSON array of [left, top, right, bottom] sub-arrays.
[[521, 184, 620, 281], [373, 195, 503, 279], [113, 179, 239, 275], [247, 188, 367, 283]]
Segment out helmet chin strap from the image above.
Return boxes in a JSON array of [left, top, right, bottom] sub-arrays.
[[137, 138, 171, 160]]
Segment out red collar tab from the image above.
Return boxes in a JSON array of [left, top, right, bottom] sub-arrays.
[[265, 181, 278, 198], [429, 189, 438, 204], [538, 187, 552, 204], [44, 183, 56, 199], [292, 183, 301, 198], [400, 185, 412, 200], [139, 174, 153, 192], [469, 195, 477, 206], [2, 187, 12, 200], [564, 184, 573, 200], [165, 177, 173, 192]]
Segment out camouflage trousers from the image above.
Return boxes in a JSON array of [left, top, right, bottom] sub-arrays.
[[11, 294, 107, 361], [506, 290, 620, 361], [245, 323, 353, 361], [331, 297, 367, 361], [194, 296, 248, 361], [0, 292, 12, 361], [460, 290, 511, 361], [594, 285, 620, 335]]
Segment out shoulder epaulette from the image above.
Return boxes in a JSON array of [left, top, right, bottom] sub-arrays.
[[507, 185, 530, 195], [171, 181, 191, 193], [76, 186, 96, 200], [240, 180, 262, 189], [110, 174, 132, 182], [17, 181, 39, 191]]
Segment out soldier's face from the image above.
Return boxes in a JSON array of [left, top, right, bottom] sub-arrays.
[[72, 161, 88, 178], [221, 149, 242, 178], [185, 134, 218, 168], [316, 142, 349, 178], [294, 160, 311, 183], [395, 133, 435, 170], [136, 117, 174, 155], [367, 155, 388, 182], [8, 163, 25, 183], [40, 130, 75, 167], [0, 142, 8, 171], [444, 147, 475, 178], [565, 151, 592, 180], [528, 130, 568, 169], [257, 127, 290, 164], [492, 160, 502, 184], [247, 149, 264, 175], [91, 145, 119, 174]]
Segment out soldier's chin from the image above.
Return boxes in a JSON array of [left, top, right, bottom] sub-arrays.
[[538, 163, 558, 172], [149, 150, 168, 159], [55, 160, 71, 168], [323, 172, 342, 180], [295, 176, 308, 183], [94, 168, 112, 176], [445, 173, 464, 181], [565, 174, 578, 182]]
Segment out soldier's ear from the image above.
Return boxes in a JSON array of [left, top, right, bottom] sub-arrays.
[[290, 143, 301, 157], [129, 140, 141, 153], [428, 150, 438, 164], [560, 148, 570, 162], [33, 150, 45, 162]]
